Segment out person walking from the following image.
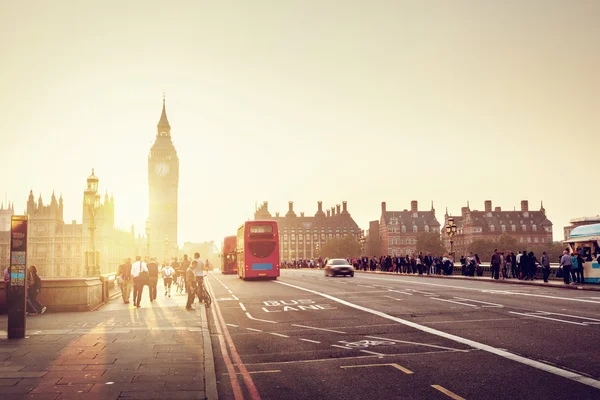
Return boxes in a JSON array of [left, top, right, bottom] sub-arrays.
[[27, 265, 46, 315], [147, 257, 159, 302], [162, 261, 175, 297], [3, 266, 9, 307], [576, 250, 586, 284], [185, 260, 198, 310], [560, 250, 573, 285], [131, 256, 148, 308], [117, 258, 132, 304]]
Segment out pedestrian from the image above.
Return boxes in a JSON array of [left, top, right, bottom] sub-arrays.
[[27, 265, 46, 315], [147, 257, 159, 302], [490, 249, 501, 280], [3, 266, 9, 306], [560, 250, 573, 285], [186, 260, 198, 310], [131, 256, 148, 308], [541, 251, 551, 283], [575, 250, 586, 284], [117, 258, 132, 304], [162, 261, 175, 297]]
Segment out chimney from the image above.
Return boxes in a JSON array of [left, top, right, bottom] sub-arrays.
[[381, 202, 387, 214], [336, 204, 341, 215], [276, 212, 280, 217], [288, 201, 294, 213], [411, 200, 418, 212], [484, 200, 492, 212], [342, 201, 348, 213], [300, 212, 304, 217], [331, 206, 335, 216], [494, 206, 501, 212], [521, 200, 529, 212], [461, 207, 468, 216], [318, 201, 323, 213], [327, 210, 331, 218]]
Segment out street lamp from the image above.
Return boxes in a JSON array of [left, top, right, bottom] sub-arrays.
[[360, 230, 366, 256], [145, 219, 151, 257], [445, 217, 458, 263], [84, 169, 101, 276]]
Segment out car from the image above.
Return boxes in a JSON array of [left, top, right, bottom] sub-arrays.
[[324, 258, 354, 277]]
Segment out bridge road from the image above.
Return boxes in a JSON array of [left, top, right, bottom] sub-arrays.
[[205, 269, 600, 400]]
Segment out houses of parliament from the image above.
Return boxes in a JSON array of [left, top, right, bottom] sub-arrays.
[[0, 99, 180, 277]]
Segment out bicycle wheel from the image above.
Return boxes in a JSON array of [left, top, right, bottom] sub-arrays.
[[203, 286, 212, 308]]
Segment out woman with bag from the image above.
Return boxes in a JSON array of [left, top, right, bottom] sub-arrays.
[[28, 265, 46, 315]]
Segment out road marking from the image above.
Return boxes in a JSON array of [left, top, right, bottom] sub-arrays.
[[224, 370, 281, 375], [406, 289, 437, 296], [366, 336, 469, 352], [360, 276, 600, 304], [226, 324, 239, 328], [360, 350, 385, 356], [384, 296, 402, 301], [332, 345, 352, 350], [340, 363, 413, 375], [430, 298, 478, 307], [453, 297, 504, 307], [245, 312, 277, 324], [276, 280, 600, 390], [388, 290, 413, 295], [246, 328, 263, 332], [291, 324, 347, 334], [269, 332, 290, 338], [239, 303, 247, 311], [358, 285, 376, 288], [432, 385, 465, 400], [536, 311, 600, 323], [299, 339, 321, 344], [509, 312, 588, 326]]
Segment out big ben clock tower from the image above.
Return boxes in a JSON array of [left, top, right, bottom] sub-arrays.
[[148, 97, 179, 259]]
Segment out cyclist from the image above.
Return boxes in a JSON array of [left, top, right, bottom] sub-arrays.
[[161, 261, 175, 297]]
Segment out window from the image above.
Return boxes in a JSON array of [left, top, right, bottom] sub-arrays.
[[542, 238, 545, 243], [401, 226, 406, 233], [501, 225, 506, 232], [425, 225, 430, 232], [534, 237, 539, 243], [519, 237, 524, 243], [490, 225, 495, 232], [511, 225, 516, 232], [522, 225, 527, 232], [527, 237, 531, 243], [532, 225, 537, 231], [412, 226, 417, 233]]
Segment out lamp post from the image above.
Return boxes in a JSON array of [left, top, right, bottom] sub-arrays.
[[360, 230, 366, 256], [145, 219, 151, 257], [445, 217, 458, 263], [84, 169, 101, 276]]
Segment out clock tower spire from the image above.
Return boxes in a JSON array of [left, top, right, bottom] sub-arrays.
[[148, 96, 179, 259]]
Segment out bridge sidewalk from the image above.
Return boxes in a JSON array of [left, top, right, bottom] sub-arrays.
[[0, 282, 217, 400], [355, 270, 600, 291]]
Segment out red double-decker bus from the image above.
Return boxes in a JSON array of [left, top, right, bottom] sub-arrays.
[[221, 236, 237, 275], [237, 220, 280, 280]]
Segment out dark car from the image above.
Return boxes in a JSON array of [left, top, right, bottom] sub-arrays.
[[324, 259, 354, 277]]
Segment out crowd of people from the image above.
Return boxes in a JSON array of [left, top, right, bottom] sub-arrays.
[[116, 252, 211, 310], [282, 246, 598, 285]]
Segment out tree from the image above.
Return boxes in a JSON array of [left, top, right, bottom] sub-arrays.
[[468, 240, 496, 262], [320, 236, 362, 259], [416, 232, 445, 255], [498, 234, 518, 252]]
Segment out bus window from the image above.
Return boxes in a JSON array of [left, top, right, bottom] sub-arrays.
[[249, 241, 276, 258]]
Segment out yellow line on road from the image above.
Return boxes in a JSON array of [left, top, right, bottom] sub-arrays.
[[340, 363, 413, 375], [224, 370, 281, 375], [432, 385, 465, 400]]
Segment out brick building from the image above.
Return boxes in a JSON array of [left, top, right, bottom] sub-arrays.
[[254, 201, 360, 261], [365, 220, 380, 257], [377, 200, 441, 256], [442, 200, 553, 256]]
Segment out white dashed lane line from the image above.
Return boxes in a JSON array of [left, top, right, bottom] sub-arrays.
[[299, 338, 321, 344], [269, 332, 290, 338]]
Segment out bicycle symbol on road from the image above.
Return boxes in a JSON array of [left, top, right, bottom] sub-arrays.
[[338, 340, 395, 348]]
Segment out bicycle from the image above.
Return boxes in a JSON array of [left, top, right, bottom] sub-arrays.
[[202, 283, 212, 308]]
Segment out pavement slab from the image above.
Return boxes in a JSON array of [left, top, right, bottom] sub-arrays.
[[0, 279, 215, 399]]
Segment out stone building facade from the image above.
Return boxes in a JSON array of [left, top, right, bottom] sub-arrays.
[[254, 201, 360, 261], [442, 200, 553, 256], [378, 201, 441, 256]]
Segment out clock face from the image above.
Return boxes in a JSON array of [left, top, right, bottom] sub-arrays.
[[155, 162, 169, 177]]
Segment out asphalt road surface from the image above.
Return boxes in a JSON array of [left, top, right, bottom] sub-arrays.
[[205, 269, 600, 400]]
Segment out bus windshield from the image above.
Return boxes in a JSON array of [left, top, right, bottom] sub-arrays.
[[249, 241, 276, 258]]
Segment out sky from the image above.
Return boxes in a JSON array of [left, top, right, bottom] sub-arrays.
[[1, 0, 599, 246]]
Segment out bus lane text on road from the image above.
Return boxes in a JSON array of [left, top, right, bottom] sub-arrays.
[[261, 299, 337, 312]]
